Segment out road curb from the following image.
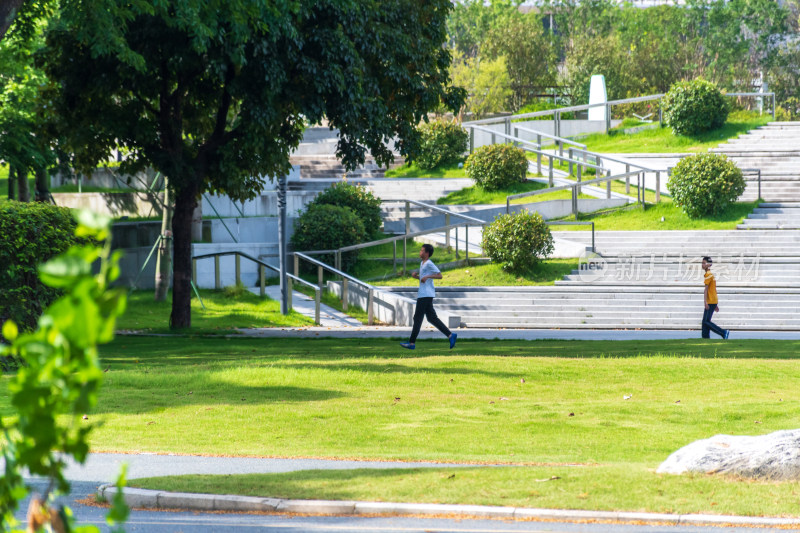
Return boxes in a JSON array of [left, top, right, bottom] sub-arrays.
[[97, 485, 800, 527]]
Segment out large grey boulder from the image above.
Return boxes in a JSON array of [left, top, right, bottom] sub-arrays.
[[657, 429, 800, 481]]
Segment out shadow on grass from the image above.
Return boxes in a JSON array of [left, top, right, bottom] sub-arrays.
[[92, 381, 346, 415], [101, 336, 800, 367]]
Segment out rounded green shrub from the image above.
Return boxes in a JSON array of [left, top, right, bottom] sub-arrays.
[[481, 210, 554, 274], [414, 121, 468, 170], [667, 153, 746, 218], [662, 79, 730, 136], [465, 144, 528, 191], [0, 202, 79, 332], [291, 204, 366, 271], [310, 181, 382, 238]]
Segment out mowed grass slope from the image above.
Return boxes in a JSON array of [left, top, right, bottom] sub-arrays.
[[2, 336, 792, 463], [5, 336, 799, 515]]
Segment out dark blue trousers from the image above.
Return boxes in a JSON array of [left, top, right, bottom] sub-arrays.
[[702, 304, 726, 338]]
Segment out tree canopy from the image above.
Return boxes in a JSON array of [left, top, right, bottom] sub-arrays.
[[39, 0, 465, 328]]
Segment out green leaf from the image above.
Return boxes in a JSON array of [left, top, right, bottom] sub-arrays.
[[3, 320, 18, 341]]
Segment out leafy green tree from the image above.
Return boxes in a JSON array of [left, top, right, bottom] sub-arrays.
[[451, 54, 512, 119], [481, 12, 557, 110], [39, 0, 464, 328], [447, 0, 522, 58], [565, 34, 640, 105]]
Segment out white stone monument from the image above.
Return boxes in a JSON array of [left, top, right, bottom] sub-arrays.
[[588, 74, 607, 122]]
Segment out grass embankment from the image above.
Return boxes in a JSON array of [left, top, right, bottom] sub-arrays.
[[372, 258, 577, 287], [117, 288, 312, 333], [555, 200, 758, 231], [11, 335, 795, 516], [437, 180, 594, 205], [384, 162, 467, 178], [578, 110, 771, 153]]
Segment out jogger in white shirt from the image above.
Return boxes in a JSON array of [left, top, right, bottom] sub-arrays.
[[400, 244, 457, 350]]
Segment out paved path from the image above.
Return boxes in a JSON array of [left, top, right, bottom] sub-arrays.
[[250, 285, 362, 327], [237, 325, 800, 341]]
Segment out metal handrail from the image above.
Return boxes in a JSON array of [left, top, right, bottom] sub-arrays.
[[383, 198, 485, 225], [464, 126, 542, 151], [191, 249, 323, 324], [506, 170, 644, 215], [292, 251, 379, 325], [512, 124, 587, 149]]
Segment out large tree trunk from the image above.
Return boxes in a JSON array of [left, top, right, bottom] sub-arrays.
[[154, 179, 172, 302], [7, 165, 16, 200], [170, 184, 198, 329], [16, 167, 29, 202], [0, 0, 25, 42], [34, 168, 49, 202]]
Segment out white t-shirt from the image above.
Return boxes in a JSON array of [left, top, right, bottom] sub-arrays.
[[417, 259, 440, 298]]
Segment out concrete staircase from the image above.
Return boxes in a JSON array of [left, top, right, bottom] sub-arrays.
[[711, 122, 800, 202], [290, 155, 405, 180], [738, 203, 800, 230], [394, 230, 800, 330]]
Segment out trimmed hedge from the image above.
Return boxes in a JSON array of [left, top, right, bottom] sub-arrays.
[[0, 202, 79, 332], [310, 182, 382, 238], [481, 210, 553, 274], [662, 79, 730, 136], [414, 121, 468, 170], [667, 153, 746, 218], [290, 204, 366, 272], [465, 144, 528, 191]]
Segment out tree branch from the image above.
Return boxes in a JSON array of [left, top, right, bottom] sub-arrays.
[[0, 0, 26, 42]]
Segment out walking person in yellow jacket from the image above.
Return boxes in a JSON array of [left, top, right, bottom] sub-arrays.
[[701, 256, 730, 339]]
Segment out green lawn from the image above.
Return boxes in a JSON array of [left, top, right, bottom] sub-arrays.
[[437, 181, 594, 205], [554, 200, 758, 231], [117, 288, 313, 333], [578, 111, 772, 154], [384, 162, 467, 178], [372, 259, 577, 287], [8, 335, 794, 516]]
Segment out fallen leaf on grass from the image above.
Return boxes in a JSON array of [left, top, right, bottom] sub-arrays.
[[535, 476, 560, 482]]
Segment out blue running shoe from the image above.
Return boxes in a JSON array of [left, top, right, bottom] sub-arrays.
[[724, 330, 730, 339], [400, 342, 415, 350], [449, 333, 457, 349]]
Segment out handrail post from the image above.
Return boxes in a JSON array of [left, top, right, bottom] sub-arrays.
[[505, 118, 511, 138], [318, 264, 324, 293], [577, 164, 582, 195], [367, 289, 374, 325], [455, 227, 459, 259], [288, 276, 293, 310], [655, 171, 661, 203], [403, 236, 407, 275], [591, 222, 596, 253], [506, 198, 510, 215], [469, 127, 475, 154], [342, 278, 349, 311], [606, 170, 611, 199], [235, 254, 241, 286], [568, 148, 574, 175], [192, 258, 197, 285], [405, 201, 410, 235], [314, 288, 321, 325], [536, 135, 542, 175], [548, 156, 553, 187], [605, 103, 611, 133], [393, 240, 397, 275], [259, 264, 265, 297], [465, 225, 469, 265], [214, 255, 220, 290], [758, 169, 762, 200], [572, 186, 578, 217], [625, 164, 631, 194], [445, 213, 451, 249]]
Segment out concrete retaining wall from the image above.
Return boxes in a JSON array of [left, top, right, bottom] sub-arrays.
[[326, 282, 460, 329]]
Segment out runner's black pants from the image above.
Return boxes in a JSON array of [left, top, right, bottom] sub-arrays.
[[409, 297, 451, 343]]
